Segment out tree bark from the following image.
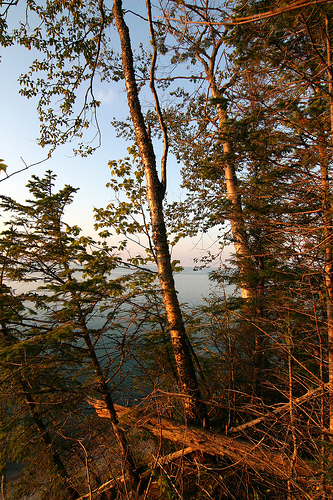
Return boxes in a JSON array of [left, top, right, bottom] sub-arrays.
[[324, 12, 333, 438], [207, 71, 255, 300], [112, 0, 207, 427], [141, 416, 314, 483], [88, 399, 316, 488]]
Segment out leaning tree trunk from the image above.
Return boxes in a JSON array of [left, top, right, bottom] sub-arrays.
[[80, 325, 140, 491], [20, 377, 79, 499], [112, 0, 208, 427], [57, 242, 140, 491], [0, 289, 78, 498]]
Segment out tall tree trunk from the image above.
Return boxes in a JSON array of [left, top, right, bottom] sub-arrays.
[[321, 156, 333, 435], [324, 13, 333, 437], [192, 33, 254, 298], [112, 0, 208, 426], [205, 69, 255, 300], [196, 49, 265, 397]]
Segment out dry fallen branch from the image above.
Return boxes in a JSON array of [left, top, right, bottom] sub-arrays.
[[227, 383, 329, 435], [140, 415, 314, 482], [76, 445, 195, 500], [87, 398, 318, 487]]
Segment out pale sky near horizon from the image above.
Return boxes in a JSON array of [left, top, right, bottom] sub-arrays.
[[0, 3, 226, 268]]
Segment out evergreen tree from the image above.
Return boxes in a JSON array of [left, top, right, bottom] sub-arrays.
[[0, 171, 146, 496], [0, 0, 209, 427], [228, 0, 333, 432]]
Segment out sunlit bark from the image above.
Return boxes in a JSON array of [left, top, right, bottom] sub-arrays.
[[194, 39, 255, 300], [211, 83, 255, 300], [323, 12, 333, 437], [112, 0, 208, 426]]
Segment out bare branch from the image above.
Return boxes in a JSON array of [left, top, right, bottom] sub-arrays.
[[157, 0, 333, 27], [228, 384, 329, 435], [0, 154, 52, 183], [146, 0, 168, 195]]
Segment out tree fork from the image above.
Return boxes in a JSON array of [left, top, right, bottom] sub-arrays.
[[112, 0, 208, 427]]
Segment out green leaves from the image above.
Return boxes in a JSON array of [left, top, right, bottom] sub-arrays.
[[8, 0, 114, 154], [0, 170, 164, 495], [0, 158, 7, 175], [95, 147, 157, 266]]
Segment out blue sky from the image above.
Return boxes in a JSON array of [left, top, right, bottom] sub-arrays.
[[0, 5, 224, 267]]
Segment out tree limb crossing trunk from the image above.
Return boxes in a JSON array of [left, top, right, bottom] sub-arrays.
[[87, 399, 316, 489], [112, 0, 208, 427]]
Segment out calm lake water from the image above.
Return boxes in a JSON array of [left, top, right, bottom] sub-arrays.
[[174, 266, 231, 305], [8, 265, 235, 306], [109, 266, 235, 307], [1, 266, 235, 494], [6, 266, 236, 404]]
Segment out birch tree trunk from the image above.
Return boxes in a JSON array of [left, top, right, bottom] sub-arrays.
[[205, 67, 255, 300], [195, 45, 264, 396], [112, 0, 208, 427]]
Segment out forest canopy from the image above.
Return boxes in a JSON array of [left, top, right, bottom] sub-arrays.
[[1, 1, 333, 499]]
